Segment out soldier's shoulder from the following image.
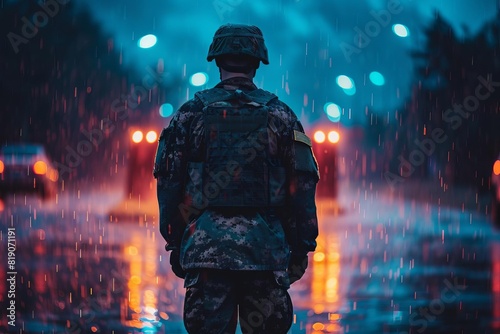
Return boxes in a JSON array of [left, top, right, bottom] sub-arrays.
[[170, 95, 205, 124], [179, 95, 205, 112], [265, 94, 299, 123]]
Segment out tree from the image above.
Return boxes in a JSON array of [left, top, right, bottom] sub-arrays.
[[388, 11, 500, 190], [0, 2, 165, 186]]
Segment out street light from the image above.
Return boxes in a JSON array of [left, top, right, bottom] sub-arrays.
[[190, 72, 209, 86], [336, 75, 354, 89], [138, 34, 157, 49], [324, 102, 341, 123], [159, 103, 174, 118], [336, 75, 356, 96], [369, 71, 385, 86], [392, 24, 410, 38]]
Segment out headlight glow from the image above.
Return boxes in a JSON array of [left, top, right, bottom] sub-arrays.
[[132, 131, 144, 143], [314, 131, 326, 144]]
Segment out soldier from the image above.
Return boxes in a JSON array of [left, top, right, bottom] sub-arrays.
[[153, 23, 319, 334]]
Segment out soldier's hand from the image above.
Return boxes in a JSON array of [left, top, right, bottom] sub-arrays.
[[288, 253, 308, 284], [170, 249, 186, 279]]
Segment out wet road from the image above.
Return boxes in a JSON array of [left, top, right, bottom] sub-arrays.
[[0, 179, 499, 334]]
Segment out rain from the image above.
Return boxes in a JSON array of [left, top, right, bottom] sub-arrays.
[[1, 0, 500, 333]]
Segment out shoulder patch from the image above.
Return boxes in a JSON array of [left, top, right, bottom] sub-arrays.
[[293, 130, 312, 147]]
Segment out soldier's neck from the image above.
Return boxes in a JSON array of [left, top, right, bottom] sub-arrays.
[[219, 70, 254, 81]]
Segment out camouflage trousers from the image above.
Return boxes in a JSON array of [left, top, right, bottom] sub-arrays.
[[183, 269, 293, 334]]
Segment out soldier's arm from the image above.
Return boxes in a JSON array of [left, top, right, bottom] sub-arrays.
[[289, 120, 320, 257], [276, 104, 319, 284], [277, 103, 319, 258], [153, 103, 193, 251]]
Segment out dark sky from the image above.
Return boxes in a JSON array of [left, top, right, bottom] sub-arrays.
[[76, 0, 500, 126]]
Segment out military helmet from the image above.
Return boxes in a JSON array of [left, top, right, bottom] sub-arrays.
[[207, 24, 269, 65]]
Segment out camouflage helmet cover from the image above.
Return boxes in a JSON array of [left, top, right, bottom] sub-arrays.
[[207, 24, 269, 65]]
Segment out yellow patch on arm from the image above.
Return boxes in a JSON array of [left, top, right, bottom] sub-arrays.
[[293, 130, 312, 147]]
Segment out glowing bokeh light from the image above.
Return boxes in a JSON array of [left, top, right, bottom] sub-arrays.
[[343, 86, 357, 96], [159, 103, 174, 118], [336, 75, 354, 89], [494, 160, 500, 175], [369, 71, 385, 86], [146, 131, 158, 143], [190, 72, 209, 86], [48, 169, 59, 182], [314, 131, 326, 144], [328, 131, 340, 144], [392, 24, 410, 37], [138, 34, 157, 48], [33, 161, 47, 175], [324, 103, 341, 122], [314, 252, 326, 262], [132, 131, 143, 143]]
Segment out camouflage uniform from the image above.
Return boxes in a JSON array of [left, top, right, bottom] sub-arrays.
[[154, 25, 319, 334]]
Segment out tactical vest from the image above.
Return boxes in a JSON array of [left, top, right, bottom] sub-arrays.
[[185, 88, 287, 208]]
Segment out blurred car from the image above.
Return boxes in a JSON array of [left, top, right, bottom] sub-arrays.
[[492, 154, 500, 227], [311, 127, 340, 198], [0, 144, 58, 199], [108, 127, 161, 219], [125, 128, 159, 201]]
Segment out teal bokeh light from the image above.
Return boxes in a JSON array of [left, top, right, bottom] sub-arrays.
[[392, 24, 410, 37], [159, 103, 174, 118], [343, 86, 357, 96], [336, 75, 354, 89], [138, 34, 158, 48], [369, 71, 385, 86], [190, 72, 209, 86], [324, 102, 341, 122]]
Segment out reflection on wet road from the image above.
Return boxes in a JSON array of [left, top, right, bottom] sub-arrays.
[[0, 180, 499, 333]]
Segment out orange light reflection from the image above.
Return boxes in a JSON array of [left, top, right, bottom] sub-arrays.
[[123, 233, 159, 330], [309, 207, 342, 331]]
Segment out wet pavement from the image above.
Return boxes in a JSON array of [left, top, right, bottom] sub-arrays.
[[0, 179, 499, 334]]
